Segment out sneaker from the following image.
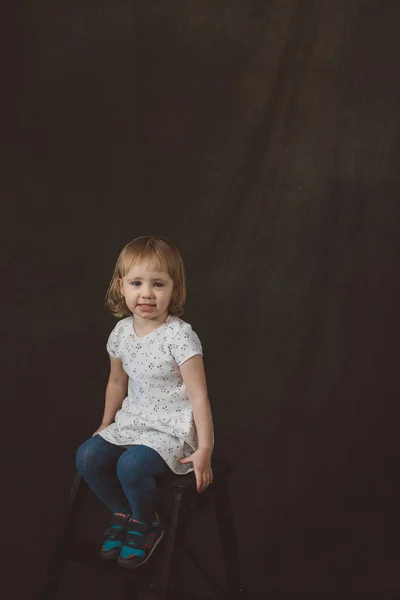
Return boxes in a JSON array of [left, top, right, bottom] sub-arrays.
[[100, 512, 131, 559], [117, 514, 164, 569]]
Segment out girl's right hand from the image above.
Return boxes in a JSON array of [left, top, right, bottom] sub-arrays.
[[92, 424, 107, 437]]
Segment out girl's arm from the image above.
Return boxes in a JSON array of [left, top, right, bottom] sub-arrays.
[[179, 354, 214, 492], [93, 357, 128, 435]]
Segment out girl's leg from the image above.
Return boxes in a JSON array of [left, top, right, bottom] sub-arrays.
[[116, 444, 171, 525], [76, 435, 131, 513]]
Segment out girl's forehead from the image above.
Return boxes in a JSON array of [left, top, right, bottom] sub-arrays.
[[123, 258, 170, 278]]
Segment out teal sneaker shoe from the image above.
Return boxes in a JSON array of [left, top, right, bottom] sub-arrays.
[[117, 514, 164, 569], [100, 512, 131, 559]]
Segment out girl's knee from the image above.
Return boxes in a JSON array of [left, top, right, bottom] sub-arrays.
[[116, 451, 142, 485], [75, 437, 99, 474]]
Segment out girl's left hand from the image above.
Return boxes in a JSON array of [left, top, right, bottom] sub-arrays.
[[180, 448, 213, 493]]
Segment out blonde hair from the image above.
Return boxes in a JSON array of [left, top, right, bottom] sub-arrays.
[[106, 236, 187, 318]]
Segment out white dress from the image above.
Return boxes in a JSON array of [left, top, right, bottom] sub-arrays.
[[99, 315, 203, 474]]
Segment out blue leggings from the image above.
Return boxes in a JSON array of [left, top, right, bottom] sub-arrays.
[[75, 435, 171, 524]]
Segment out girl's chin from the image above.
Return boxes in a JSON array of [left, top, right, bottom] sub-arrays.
[[133, 308, 165, 319]]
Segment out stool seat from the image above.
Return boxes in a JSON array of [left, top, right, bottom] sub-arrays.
[[41, 456, 244, 600], [156, 457, 232, 489]]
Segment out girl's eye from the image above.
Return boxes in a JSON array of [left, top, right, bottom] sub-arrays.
[[154, 282, 164, 288], [130, 281, 141, 287]]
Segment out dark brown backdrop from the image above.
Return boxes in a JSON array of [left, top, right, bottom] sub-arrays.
[[2, 1, 400, 598]]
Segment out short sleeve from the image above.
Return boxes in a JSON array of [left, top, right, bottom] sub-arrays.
[[170, 323, 203, 366], [106, 321, 124, 359]]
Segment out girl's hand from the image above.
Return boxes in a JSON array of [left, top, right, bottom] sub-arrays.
[[92, 424, 107, 437], [180, 448, 213, 493]]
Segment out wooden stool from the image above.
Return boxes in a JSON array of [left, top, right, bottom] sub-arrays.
[[41, 458, 245, 599]]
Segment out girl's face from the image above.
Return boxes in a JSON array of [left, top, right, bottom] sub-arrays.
[[120, 260, 174, 324]]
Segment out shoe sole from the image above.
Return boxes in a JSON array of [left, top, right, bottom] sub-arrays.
[[117, 529, 164, 569], [100, 547, 121, 560]]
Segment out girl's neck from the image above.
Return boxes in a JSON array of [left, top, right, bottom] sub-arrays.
[[132, 312, 169, 337]]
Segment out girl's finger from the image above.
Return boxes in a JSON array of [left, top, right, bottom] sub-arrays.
[[201, 476, 212, 492], [196, 478, 202, 492]]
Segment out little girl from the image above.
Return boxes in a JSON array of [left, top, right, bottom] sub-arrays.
[[76, 235, 214, 569]]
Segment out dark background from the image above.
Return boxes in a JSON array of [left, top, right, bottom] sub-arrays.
[[2, 1, 400, 598]]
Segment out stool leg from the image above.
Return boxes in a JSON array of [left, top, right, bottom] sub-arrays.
[[180, 531, 224, 596], [213, 477, 245, 599], [41, 472, 88, 600], [158, 489, 183, 600]]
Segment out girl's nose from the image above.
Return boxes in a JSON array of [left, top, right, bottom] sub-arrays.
[[141, 285, 153, 298]]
